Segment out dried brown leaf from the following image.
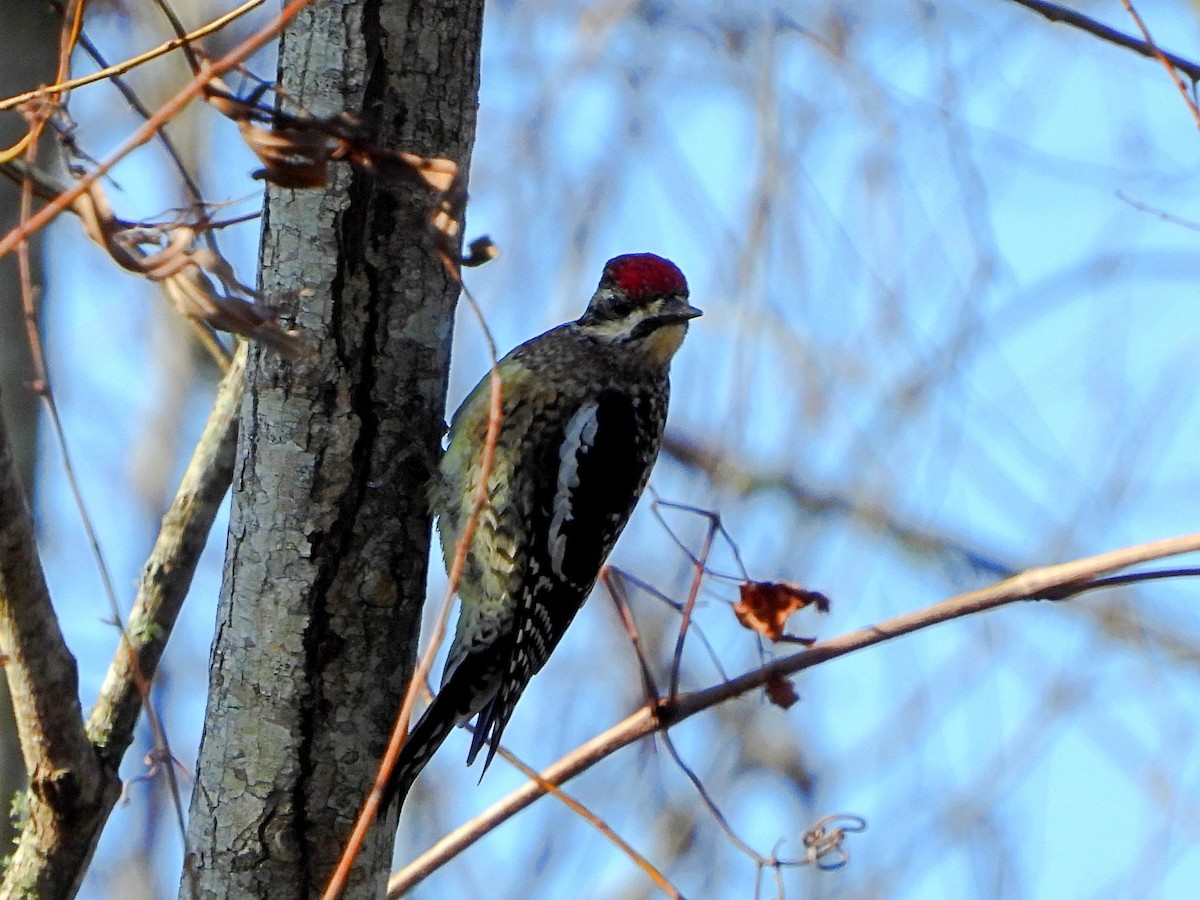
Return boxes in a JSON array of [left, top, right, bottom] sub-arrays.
[[66, 177, 307, 357], [764, 672, 800, 709], [206, 83, 459, 195], [734, 580, 829, 642], [462, 235, 499, 268]]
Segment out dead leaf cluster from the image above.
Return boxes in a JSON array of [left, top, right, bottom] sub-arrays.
[[72, 176, 307, 358], [733, 580, 830, 708]]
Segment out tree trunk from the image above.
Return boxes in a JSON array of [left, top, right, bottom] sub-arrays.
[[0, 0, 59, 861], [181, 1, 483, 897]]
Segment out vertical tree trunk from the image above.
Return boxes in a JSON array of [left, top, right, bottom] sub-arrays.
[[182, 1, 483, 897], [0, 0, 59, 860]]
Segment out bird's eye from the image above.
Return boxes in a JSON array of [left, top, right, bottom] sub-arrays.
[[607, 299, 635, 319]]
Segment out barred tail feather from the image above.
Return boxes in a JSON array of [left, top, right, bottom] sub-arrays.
[[464, 673, 533, 775]]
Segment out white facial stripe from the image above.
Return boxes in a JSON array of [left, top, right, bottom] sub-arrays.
[[549, 400, 600, 578], [579, 300, 670, 343], [577, 318, 632, 343]]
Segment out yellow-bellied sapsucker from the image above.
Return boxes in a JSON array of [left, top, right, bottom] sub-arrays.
[[384, 253, 700, 813]]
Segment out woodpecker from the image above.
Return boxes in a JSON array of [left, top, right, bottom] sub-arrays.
[[384, 253, 700, 813]]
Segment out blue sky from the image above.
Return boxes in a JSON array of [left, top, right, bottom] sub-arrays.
[[20, 1, 1200, 897]]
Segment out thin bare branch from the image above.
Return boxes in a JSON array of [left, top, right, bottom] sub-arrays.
[[1117, 0, 1200, 129], [0, 0, 267, 112], [389, 532, 1200, 894], [1004, 0, 1200, 82], [486, 736, 683, 899], [606, 566, 730, 682], [668, 509, 717, 699], [0, 0, 317, 259], [601, 568, 662, 702], [86, 345, 245, 775]]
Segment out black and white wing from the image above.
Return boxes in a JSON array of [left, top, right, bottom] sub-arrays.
[[465, 386, 666, 769]]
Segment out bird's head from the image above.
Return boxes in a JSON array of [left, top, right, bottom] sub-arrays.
[[576, 253, 702, 363]]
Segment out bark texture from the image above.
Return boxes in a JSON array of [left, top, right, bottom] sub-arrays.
[[0, 0, 58, 858], [182, 1, 483, 897], [0, 338, 246, 899], [0, 396, 111, 900]]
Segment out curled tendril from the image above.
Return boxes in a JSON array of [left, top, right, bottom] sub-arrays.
[[801, 813, 867, 870]]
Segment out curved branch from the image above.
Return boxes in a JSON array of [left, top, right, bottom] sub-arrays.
[[0, 391, 108, 899], [0, 346, 243, 897], [389, 531, 1200, 895]]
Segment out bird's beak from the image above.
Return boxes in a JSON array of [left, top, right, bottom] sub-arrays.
[[660, 298, 703, 324]]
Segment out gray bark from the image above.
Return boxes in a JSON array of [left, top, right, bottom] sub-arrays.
[[181, 1, 483, 897], [0, 339, 245, 899], [0, 390, 111, 900], [0, 1, 57, 856]]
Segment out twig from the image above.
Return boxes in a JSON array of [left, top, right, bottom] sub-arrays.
[[606, 566, 730, 682], [1118, 0, 1200, 129], [0, 0, 266, 112], [1041, 566, 1200, 599], [1115, 191, 1200, 232], [85, 344, 246, 811], [650, 495, 751, 582], [1005, 0, 1200, 83], [601, 568, 662, 702], [486, 736, 683, 899], [150, 0, 205, 76], [388, 531, 1200, 894], [668, 510, 717, 700], [659, 729, 761, 861], [0, 0, 318, 259]]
